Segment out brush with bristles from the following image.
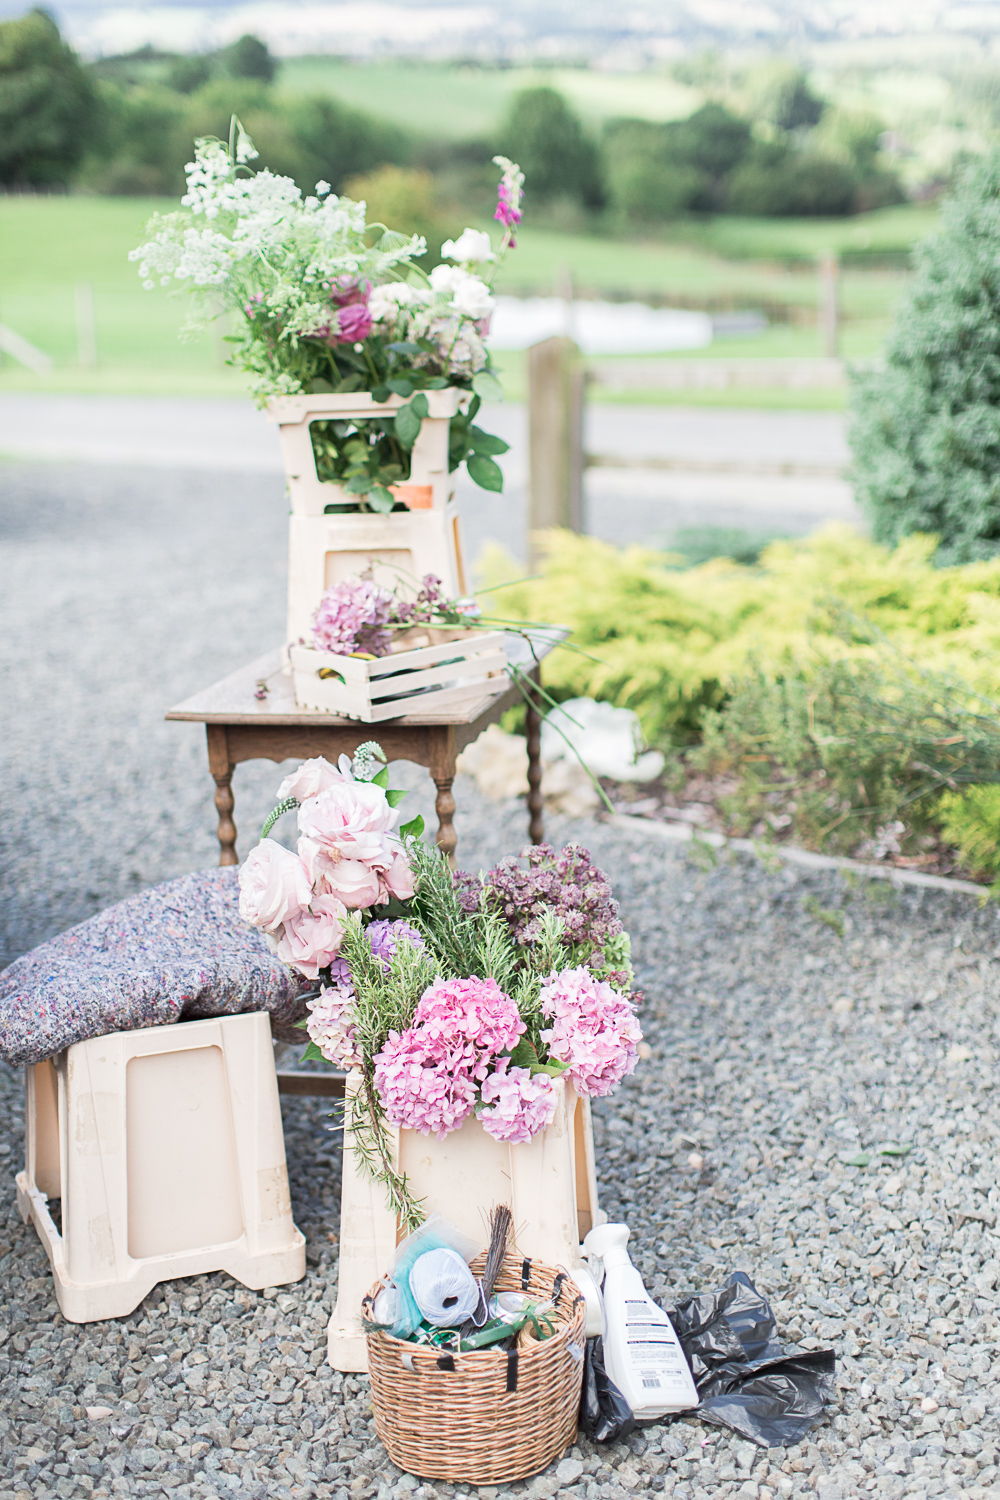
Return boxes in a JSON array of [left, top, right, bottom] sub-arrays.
[[459, 1203, 513, 1339]]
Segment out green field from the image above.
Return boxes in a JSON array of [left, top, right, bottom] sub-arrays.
[[277, 59, 702, 138], [0, 195, 930, 404]]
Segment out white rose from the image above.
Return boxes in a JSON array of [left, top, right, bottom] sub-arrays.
[[451, 275, 494, 320], [441, 228, 496, 265], [429, 263, 465, 296]]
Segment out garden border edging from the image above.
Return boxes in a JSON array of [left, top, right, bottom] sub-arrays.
[[606, 814, 990, 898]]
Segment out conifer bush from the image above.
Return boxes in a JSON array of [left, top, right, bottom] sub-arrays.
[[850, 152, 1000, 564]]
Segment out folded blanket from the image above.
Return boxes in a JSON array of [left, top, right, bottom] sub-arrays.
[[0, 868, 311, 1066]]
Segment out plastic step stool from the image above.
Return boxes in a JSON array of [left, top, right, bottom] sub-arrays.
[[327, 1072, 606, 1371], [16, 1011, 305, 1322]]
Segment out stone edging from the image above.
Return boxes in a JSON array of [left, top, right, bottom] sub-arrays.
[[606, 813, 991, 898]]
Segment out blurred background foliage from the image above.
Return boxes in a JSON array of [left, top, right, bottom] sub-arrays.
[[0, 5, 935, 225]]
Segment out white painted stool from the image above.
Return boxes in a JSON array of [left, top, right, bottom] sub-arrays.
[[16, 1011, 305, 1323], [327, 1073, 606, 1371]]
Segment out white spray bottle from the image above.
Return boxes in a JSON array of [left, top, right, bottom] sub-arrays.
[[583, 1223, 699, 1419]]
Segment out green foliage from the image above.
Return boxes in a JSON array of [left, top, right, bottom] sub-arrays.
[[936, 785, 1000, 883], [222, 34, 275, 83], [485, 523, 1000, 874], [0, 8, 101, 186], [727, 141, 858, 216], [496, 86, 602, 207], [850, 150, 1000, 564]]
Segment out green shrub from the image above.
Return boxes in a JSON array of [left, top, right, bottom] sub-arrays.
[[727, 142, 857, 216], [937, 785, 1000, 883], [496, 86, 602, 208], [482, 524, 1000, 873], [850, 151, 1000, 564]]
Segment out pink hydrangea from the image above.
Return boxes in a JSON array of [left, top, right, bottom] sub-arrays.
[[311, 576, 393, 656], [374, 1028, 479, 1139], [478, 1059, 558, 1145], [413, 976, 524, 1080], [307, 920, 425, 1068], [539, 966, 641, 1098]]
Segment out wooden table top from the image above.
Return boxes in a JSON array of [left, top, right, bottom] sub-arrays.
[[165, 629, 562, 729]]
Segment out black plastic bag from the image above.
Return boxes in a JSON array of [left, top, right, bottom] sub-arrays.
[[667, 1272, 836, 1448], [579, 1336, 635, 1443]]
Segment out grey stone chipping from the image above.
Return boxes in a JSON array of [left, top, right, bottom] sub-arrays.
[[2, 463, 1000, 1498]]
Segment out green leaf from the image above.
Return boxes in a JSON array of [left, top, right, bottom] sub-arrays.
[[394, 401, 422, 450], [301, 1040, 326, 1063], [529, 1060, 569, 1077], [370, 383, 391, 402], [399, 814, 425, 839], [468, 426, 510, 456], [344, 474, 371, 494], [878, 1144, 911, 1157], [509, 1037, 540, 1069], [367, 485, 396, 514], [372, 765, 390, 788], [386, 787, 408, 807], [472, 370, 504, 401], [467, 453, 504, 492], [468, 393, 482, 421], [844, 1151, 872, 1167], [389, 341, 422, 356], [309, 377, 334, 393], [411, 392, 429, 419], [386, 378, 414, 397], [426, 376, 449, 389]]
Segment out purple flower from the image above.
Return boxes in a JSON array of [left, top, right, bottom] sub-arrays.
[[311, 576, 393, 657], [332, 303, 373, 343], [481, 843, 625, 978], [492, 157, 524, 247]]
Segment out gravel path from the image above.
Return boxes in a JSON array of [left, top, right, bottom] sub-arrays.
[[2, 463, 999, 1500]]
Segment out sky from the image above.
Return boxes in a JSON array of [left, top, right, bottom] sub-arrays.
[[7, 0, 1000, 60]]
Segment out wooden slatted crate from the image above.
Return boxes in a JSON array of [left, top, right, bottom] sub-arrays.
[[289, 626, 508, 721]]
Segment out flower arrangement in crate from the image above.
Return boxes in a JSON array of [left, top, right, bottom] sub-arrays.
[[238, 747, 641, 1228], [131, 119, 524, 513], [289, 568, 509, 720]]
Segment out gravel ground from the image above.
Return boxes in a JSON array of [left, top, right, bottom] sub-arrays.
[[3, 463, 1000, 1500]]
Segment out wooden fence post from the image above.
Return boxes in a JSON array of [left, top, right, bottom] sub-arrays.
[[528, 336, 584, 566], [818, 251, 839, 359]]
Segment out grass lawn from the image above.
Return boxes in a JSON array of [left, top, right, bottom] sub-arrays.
[[277, 59, 701, 137], [0, 195, 917, 405]]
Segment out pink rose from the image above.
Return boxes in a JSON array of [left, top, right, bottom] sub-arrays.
[[274, 894, 348, 979], [297, 781, 396, 866], [276, 756, 350, 804], [238, 839, 312, 934], [322, 857, 382, 910], [383, 848, 415, 901]]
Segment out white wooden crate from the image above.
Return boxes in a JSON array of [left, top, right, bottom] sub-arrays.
[[289, 626, 508, 721]]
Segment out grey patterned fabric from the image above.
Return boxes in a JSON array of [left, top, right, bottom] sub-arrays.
[[0, 868, 310, 1066]]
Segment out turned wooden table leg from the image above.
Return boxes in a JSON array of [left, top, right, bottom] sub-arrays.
[[525, 664, 544, 847], [433, 775, 457, 866], [429, 728, 458, 867], [206, 725, 238, 867]]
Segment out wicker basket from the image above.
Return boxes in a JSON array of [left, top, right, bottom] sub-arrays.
[[365, 1253, 587, 1483]]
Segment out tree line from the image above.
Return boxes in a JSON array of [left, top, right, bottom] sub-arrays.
[[0, 7, 904, 221]]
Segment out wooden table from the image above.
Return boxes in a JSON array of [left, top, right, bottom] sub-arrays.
[[165, 632, 557, 864]]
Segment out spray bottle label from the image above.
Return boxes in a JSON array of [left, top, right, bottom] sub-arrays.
[[624, 1299, 694, 1393]]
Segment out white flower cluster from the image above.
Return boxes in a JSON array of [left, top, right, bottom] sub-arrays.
[[367, 250, 494, 377], [131, 131, 503, 390]]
